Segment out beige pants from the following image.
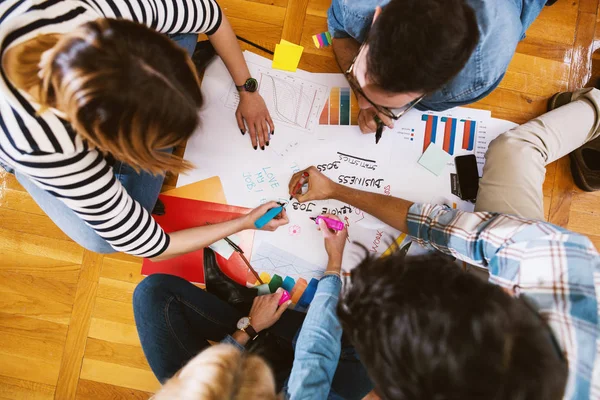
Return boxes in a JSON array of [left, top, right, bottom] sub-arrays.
[[475, 88, 600, 220]]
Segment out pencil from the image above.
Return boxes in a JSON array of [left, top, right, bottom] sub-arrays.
[[205, 222, 263, 284], [238, 252, 263, 285]]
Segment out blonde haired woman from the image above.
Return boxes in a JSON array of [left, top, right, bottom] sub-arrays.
[[1, 0, 278, 259], [135, 217, 374, 399], [153, 345, 278, 400]]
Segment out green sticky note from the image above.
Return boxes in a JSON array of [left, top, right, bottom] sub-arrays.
[[268, 274, 283, 293], [272, 40, 304, 72], [418, 143, 452, 176]]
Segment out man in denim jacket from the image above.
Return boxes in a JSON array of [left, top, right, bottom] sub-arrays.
[[329, 0, 549, 133]]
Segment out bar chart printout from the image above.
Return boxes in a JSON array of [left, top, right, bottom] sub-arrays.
[[461, 119, 476, 151], [441, 117, 458, 155], [320, 87, 359, 126], [421, 114, 438, 152]]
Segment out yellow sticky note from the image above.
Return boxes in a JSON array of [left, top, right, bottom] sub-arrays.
[[272, 40, 304, 72]]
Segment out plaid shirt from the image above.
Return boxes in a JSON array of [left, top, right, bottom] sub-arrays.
[[407, 203, 600, 400]]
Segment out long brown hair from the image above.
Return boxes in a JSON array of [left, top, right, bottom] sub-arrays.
[[10, 18, 202, 174]]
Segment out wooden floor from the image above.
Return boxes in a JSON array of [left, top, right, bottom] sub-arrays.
[[1, 0, 600, 398]]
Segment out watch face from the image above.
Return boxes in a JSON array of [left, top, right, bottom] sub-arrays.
[[245, 78, 258, 92], [237, 317, 250, 330]]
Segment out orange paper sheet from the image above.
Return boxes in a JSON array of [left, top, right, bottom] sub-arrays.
[[163, 176, 227, 204]]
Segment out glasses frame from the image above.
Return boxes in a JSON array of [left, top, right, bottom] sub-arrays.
[[344, 43, 424, 120]]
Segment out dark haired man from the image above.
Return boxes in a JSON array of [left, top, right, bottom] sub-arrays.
[[289, 88, 600, 398], [329, 0, 550, 133]]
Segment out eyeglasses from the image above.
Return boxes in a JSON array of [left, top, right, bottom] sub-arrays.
[[344, 43, 424, 120]]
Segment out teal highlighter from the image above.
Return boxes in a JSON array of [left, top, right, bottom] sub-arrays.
[[254, 205, 284, 229]]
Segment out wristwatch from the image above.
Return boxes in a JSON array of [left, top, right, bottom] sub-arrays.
[[237, 316, 259, 340], [236, 77, 258, 93]]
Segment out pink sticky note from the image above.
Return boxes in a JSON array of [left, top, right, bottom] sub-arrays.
[[278, 290, 291, 305]]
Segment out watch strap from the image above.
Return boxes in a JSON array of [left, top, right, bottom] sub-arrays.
[[243, 325, 259, 340]]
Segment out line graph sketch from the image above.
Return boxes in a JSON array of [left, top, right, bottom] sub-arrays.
[[224, 64, 328, 132], [250, 242, 325, 281]]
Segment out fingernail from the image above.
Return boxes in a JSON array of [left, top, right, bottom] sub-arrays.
[[261, 146, 265, 150], [276, 288, 282, 293], [266, 141, 270, 146], [253, 145, 257, 150], [240, 129, 245, 135], [286, 300, 292, 305]]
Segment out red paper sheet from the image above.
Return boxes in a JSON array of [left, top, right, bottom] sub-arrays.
[[141, 195, 254, 285]]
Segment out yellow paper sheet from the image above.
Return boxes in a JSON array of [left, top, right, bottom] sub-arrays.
[[272, 40, 304, 72], [163, 176, 227, 204]]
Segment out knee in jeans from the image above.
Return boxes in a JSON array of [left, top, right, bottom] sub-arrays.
[[133, 274, 183, 313]]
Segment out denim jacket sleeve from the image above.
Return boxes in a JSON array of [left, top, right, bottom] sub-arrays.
[[286, 275, 343, 399]]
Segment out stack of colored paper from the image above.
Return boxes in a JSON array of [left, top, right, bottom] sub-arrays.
[[312, 31, 332, 48]]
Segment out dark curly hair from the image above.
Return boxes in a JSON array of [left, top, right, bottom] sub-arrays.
[[366, 0, 479, 94], [338, 252, 568, 400]]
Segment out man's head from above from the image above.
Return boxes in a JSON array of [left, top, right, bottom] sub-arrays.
[[349, 0, 480, 112], [338, 252, 568, 400]]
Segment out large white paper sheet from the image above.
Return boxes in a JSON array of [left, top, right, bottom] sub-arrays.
[[179, 52, 518, 280]]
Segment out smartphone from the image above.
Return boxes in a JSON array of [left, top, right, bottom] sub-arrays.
[[455, 155, 479, 201]]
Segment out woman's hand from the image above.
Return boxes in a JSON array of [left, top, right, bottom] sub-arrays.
[[317, 214, 348, 271], [249, 288, 292, 332], [243, 201, 289, 231], [236, 92, 274, 151]]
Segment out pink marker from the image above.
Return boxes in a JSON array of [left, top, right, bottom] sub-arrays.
[[310, 216, 345, 231], [278, 289, 291, 305]]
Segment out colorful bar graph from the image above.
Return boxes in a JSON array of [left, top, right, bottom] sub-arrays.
[[320, 87, 359, 126], [421, 114, 438, 153], [441, 117, 457, 155], [329, 87, 340, 125], [340, 87, 350, 125], [461, 119, 476, 151], [319, 95, 329, 125]]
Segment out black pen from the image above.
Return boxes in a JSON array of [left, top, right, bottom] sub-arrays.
[[374, 115, 384, 144]]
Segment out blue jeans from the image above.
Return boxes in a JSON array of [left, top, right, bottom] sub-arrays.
[[13, 33, 198, 254], [133, 274, 372, 399]]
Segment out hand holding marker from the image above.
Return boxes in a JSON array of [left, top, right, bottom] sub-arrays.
[[310, 216, 344, 231], [254, 172, 309, 229]]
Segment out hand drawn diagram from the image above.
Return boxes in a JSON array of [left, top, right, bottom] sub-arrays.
[[250, 242, 324, 282], [224, 64, 328, 132]]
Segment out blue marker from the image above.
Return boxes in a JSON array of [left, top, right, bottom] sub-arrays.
[[254, 202, 286, 229]]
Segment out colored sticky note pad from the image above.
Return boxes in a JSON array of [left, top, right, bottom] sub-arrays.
[[272, 39, 304, 72], [418, 143, 452, 176], [255, 283, 271, 295], [312, 31, 332, 48], [296, 278, 318, 309], [290, 278, 308, 304], [268, 274, 283, 293], [259, 272, 271, 284], [281, 276, 296, 292]]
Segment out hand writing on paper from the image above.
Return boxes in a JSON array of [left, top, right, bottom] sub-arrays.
[[317, 214, 347, 271], [244, 201, 289, 231], [249, 288, 291, 332], [289, 166, 336, 202], [357, 107, 394, 134], [236, 92, 275, 150]]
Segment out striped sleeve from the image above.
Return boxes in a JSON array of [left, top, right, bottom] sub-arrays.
[[80, 0, 223, 35], [1, 142, 169, 258]]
